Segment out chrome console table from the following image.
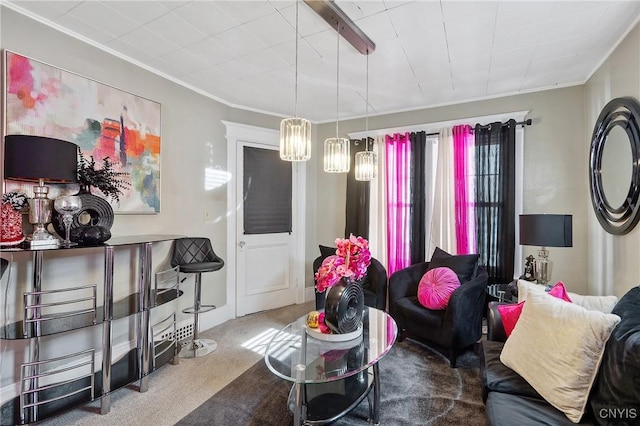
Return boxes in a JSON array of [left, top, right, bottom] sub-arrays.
[[0, 234, 183, 425]]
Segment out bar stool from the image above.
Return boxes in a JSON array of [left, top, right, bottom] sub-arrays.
[[171, 237, 224, 358]]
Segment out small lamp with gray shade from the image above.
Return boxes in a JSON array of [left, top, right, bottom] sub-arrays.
[[519, 214, 573, 286], [4, 135, 78, 247]]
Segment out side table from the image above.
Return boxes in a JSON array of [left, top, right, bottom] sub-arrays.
[[486, 283, 518, 304], [264, 307, 397, 425]]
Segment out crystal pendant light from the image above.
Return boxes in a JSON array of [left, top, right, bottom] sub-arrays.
[[355, 53, 377, 181], [324, 25, 350, 173], [355, 141, 377, 180], [280, 0, 311, 162]]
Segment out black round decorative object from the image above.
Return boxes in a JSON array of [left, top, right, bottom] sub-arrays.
[[324, 279, 364, 334], [70, 225, 111, 246], [53, 190, 114, 245], [590, 97, 640, 235]]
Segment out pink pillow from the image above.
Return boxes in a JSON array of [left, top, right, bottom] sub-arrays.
[[417, 267, 461, 310], [498, 302, 525, 336], [548, 281, 572, 302], [498, 281, 573, 337]]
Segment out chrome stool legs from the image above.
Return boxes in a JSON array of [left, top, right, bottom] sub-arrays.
[[179, 272, 217, 358]]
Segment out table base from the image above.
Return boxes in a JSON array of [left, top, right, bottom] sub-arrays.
[[288, 366, 380, 425]]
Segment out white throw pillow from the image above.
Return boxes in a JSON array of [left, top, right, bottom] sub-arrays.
[[517, 280, 619, 313], [567, 292, 618, 313], [516, 279, 546, 303], [500, 290, 621, 423]]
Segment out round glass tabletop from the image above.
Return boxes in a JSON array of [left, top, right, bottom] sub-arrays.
[[264, 307, 397, 384]]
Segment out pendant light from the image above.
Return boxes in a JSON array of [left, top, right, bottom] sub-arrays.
[[280, 0, 311, 162], [355, 52, 377, 181], [324, 25, 350, 173]]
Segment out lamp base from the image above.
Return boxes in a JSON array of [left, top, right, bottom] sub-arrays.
[[26, 224, 59, 248], [25, 184, 59, 248], [533, 247, 550, 286], [26, 236, 59, 248]]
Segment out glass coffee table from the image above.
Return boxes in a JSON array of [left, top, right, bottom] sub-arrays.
[[264, 307, 397, 425]]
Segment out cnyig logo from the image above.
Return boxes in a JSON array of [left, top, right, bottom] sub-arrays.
[[598, 408, 638, 420]]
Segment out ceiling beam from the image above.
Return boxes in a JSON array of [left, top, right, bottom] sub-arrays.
[[303, 0, 375, 55]]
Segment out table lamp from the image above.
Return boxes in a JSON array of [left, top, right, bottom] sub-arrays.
[[519, 214, 573, 286], [4, 135, 78, 247]]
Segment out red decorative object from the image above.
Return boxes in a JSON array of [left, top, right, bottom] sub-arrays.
[[1, 203, 25, 246]]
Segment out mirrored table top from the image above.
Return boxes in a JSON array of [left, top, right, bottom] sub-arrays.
[[265, 307, 397, 385], [0, 234, 183, 252]]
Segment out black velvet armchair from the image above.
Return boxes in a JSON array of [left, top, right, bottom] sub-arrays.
[[313, 248, 388, 311], [389, 262, 489, 367]]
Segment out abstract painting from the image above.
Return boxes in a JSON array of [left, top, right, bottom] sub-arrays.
[[3, 50, 161, 213]]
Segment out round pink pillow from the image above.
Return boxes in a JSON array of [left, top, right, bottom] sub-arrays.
[[417, 267, 461, 310]]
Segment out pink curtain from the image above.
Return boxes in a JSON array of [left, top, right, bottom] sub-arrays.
[[452, 125, 475, 254], [385, 132, 411, 275]]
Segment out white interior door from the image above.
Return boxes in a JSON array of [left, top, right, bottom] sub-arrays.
[[235, 140, 298, 317]]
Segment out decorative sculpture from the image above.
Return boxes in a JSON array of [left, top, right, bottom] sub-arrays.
[[519, 254, 536, 281]]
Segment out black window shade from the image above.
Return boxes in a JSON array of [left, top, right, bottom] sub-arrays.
[[243, 146, 292, 234]]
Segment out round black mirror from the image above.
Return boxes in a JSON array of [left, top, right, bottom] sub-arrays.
[[590, 97, 640, 235]]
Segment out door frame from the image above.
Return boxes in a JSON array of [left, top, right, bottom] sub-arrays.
[[223, 121, 306, 319]]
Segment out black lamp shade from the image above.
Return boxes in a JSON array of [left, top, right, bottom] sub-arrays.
[[519, 214, 573, 247], [4, 135, 78, 182]]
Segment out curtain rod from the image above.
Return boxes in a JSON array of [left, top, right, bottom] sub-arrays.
[[354, 131, 439, 143], [356, 119, 530, 142], [474, 119, 532, 130]]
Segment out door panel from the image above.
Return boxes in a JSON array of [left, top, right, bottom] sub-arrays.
[[236, 142, 297, 316]]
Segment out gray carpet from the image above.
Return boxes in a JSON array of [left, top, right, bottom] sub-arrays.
[[176, 339, 486, 425]]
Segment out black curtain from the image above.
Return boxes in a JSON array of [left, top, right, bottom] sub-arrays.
[[409, 131, 426, 263], [474, 120, 516, 284], [345, 138, 370, 238]]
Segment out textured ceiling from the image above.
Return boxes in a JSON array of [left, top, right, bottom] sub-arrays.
[[5, 0, 640, 123]]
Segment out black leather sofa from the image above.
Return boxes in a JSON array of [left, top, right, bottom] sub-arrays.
[[388, 260, 489, 367], [481, 286, 640, 426]]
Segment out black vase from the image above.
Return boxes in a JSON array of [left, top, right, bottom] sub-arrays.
[[52, 188, 114, 246], [324, 278, 364, 334]]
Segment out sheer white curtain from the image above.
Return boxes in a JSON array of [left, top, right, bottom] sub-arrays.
[[423, 134, 438, 260], [429, 128, 457, 256], [368, 136, 387, 267]]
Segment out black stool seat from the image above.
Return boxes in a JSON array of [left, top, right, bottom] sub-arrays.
[[171, 237, 224, 358], [178, 262, 223, 274]]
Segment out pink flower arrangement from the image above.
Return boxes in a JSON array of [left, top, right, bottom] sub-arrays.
[[315, 234, 371, 293]]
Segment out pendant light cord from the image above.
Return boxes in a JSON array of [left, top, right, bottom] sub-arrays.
[[365, 51, 369, 151], [294, 0, 299, 118], [335, 24, 340, 138]]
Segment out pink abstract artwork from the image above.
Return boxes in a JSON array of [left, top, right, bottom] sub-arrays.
[[3, 51, 161, 213]]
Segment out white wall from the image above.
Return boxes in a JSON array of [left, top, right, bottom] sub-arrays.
[[585, 22, 640, 297]]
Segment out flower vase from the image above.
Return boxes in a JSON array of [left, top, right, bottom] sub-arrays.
[[324, 278, 365, 334]]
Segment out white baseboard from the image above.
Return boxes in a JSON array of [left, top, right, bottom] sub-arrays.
[[196, 303, 235, 332]]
